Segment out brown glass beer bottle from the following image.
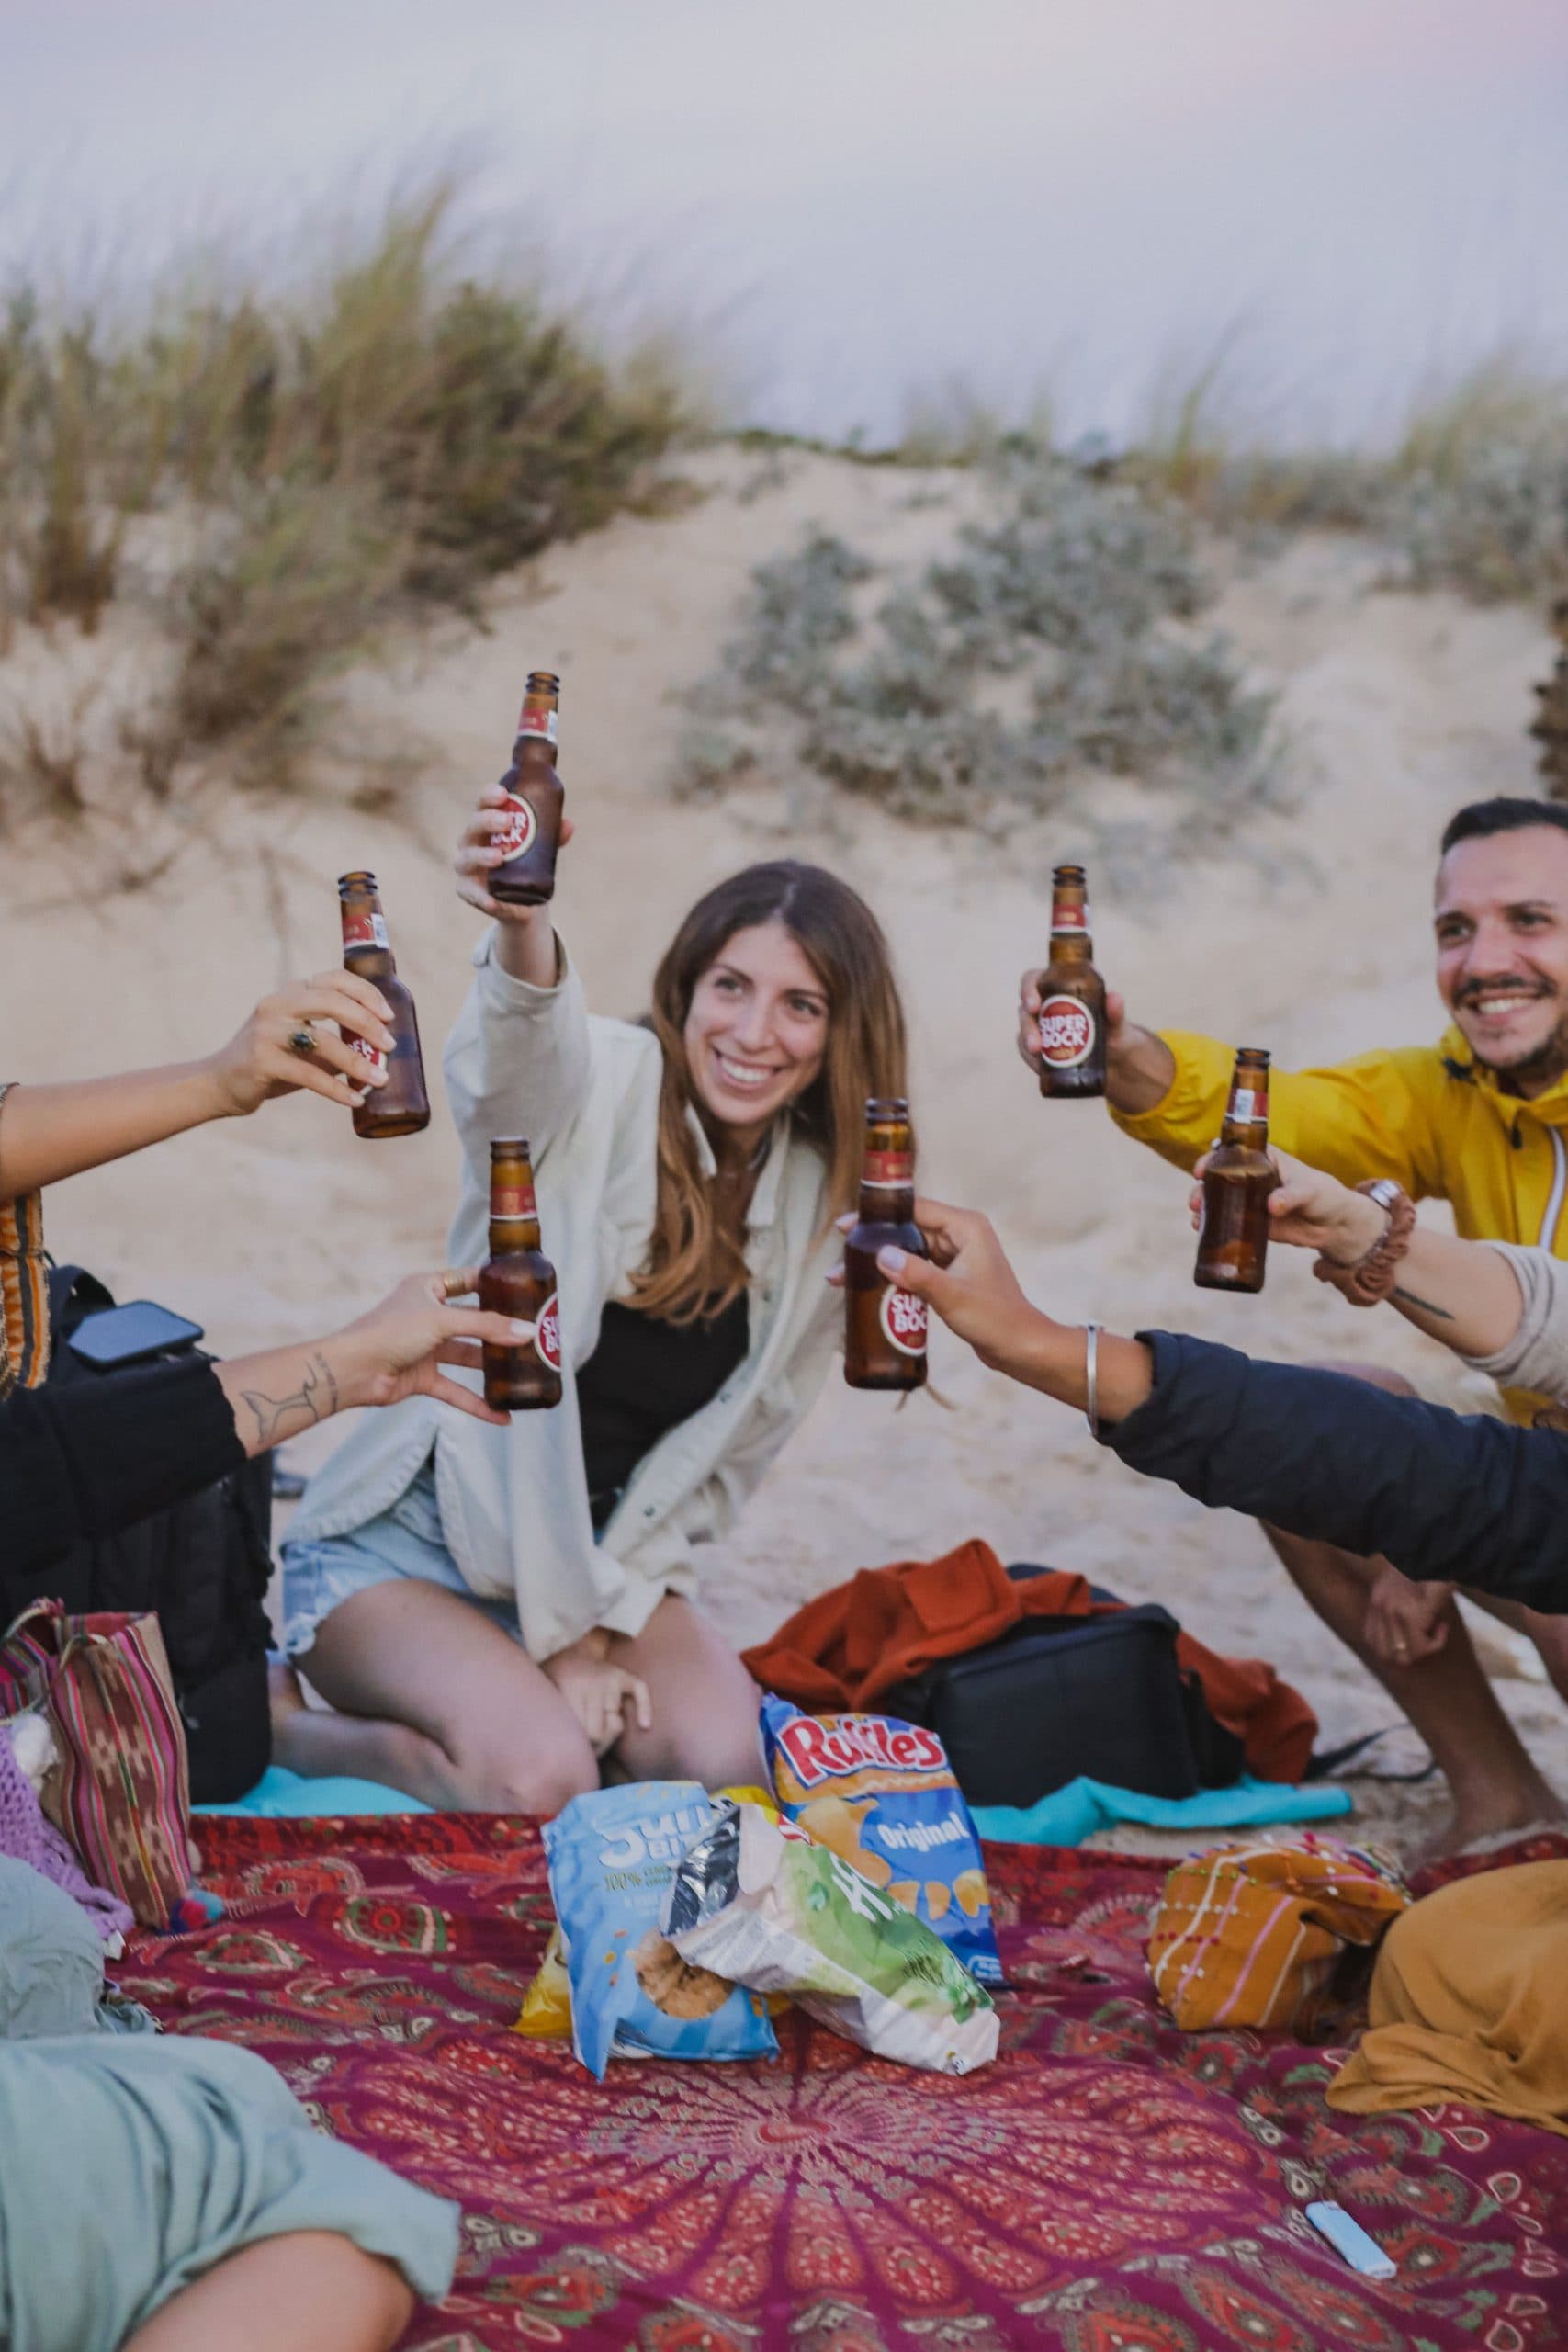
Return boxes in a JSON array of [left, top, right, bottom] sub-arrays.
[[843, 1098, 929, 1391], [479, 1138, 563, 1410], [490, 670, 564, 906], [337, 871, 431, 1139], [1037, 864, 1108, 1099], [1194, 1048, 1280, 1294]]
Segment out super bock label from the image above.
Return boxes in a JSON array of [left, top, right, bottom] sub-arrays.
[[535, 1293, 562, 1373], [494, 793, 537, 861], [880, 1283, 927, 1358], [1038, 994, 1097, 1068], [517, 704, 559, 744], [342, 910, 389, 953]]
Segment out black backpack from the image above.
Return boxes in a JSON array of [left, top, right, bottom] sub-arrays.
[[881, 1566, 1246, 1809], [13, 1265, 275, 1804]]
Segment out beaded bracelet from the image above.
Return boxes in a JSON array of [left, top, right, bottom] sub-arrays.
[[1313, 1180, 1416, 1306]]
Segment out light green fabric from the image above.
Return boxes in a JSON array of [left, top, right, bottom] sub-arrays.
[[0, 1856, 107, 2037], [0, 1860, 459, 2351]]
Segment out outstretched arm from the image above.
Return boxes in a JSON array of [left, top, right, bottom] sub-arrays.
[[0, 974, 397, 1200], [862, 1198, 1568, 1617]]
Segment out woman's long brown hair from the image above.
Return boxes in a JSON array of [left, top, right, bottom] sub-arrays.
[[626, 861, 908, 1323]]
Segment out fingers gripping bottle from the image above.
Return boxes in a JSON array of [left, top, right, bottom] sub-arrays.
[[843, 1099, 929, 1391], [490, 670, 565, 906], [479, 1139, 564, 1409], [337, 871, 431, 1139], [1194, 1049, 1280, 1294], [1037, 863, 1108, 1100]]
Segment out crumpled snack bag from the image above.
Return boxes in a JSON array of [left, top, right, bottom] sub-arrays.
[[516, 1783, 786, 2041], [541, 1781, 779, 2080], [761, 1694, 1002, 1987], [664, 1800, 998, 2075]]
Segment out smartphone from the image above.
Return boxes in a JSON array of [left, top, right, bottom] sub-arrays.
[[66, 1301, 206, 1372]]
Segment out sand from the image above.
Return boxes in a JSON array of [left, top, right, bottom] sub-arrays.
[[4, 445, 1563, 1863]]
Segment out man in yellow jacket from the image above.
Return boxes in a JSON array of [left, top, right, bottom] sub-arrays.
[[1018, 796, 1568, 1855]]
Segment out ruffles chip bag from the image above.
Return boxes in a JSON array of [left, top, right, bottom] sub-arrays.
[[761, 1694, 1003, 1986]]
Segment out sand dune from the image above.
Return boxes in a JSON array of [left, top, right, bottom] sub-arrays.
[[4, 446, 1561, 1858]]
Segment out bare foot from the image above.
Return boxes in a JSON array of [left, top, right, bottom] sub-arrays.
[[1413, 1779, 1568, 1870]]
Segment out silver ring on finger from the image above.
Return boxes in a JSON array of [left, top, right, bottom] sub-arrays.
[[287, 1023, 317, 1057]]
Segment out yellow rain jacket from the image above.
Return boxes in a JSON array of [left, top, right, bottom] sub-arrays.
[[1111, 1025, 1568, 1424]]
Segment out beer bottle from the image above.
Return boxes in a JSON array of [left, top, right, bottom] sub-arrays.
[[479, 1138, 563, 1410], [337, 871, 431, 1140], [1194, 1048, 1280, 1294], [843, 1098, 929, 1391], [490, 670, 564, 906], [1036, 864, 1107, 1099]]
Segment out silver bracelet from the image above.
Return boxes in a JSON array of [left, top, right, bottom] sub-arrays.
[[1084, 1321, 1101, 1439]]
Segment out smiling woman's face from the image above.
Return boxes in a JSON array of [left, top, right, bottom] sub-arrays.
[[682, 919, 830, 1140]]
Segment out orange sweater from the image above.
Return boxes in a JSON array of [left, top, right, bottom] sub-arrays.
[[742, 1538, 1316, 1784]]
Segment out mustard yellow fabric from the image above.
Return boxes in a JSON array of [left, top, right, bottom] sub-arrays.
[[1328, 1860, 1568, 2139], [1111, 1025, 1568, 1420]]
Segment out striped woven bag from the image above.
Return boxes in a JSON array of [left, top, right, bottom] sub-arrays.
[[1148, 1832, 1410, 2032], [0, 1600, 194, 1928]]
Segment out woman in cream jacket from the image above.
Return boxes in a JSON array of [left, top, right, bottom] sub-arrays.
[[277, 809, 909, 1812]]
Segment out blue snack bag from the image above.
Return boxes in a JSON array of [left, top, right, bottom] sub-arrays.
[[541, 1781, 778, 2079], [761, 1695, 1004, 1986]]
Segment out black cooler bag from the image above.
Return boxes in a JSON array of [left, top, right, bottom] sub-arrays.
[[883, 1570, 1246, 1810]]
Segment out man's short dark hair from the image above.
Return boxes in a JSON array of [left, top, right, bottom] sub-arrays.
[[1441, 797, 1568, 855]]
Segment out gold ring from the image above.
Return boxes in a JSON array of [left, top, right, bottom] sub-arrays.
[[441, 1270, 468, 1299], [287, 1023, 316, 1057]]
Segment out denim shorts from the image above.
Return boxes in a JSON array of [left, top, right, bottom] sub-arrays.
[[279, 1462, 524, 1662]]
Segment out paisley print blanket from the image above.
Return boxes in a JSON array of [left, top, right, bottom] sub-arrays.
[[116, 1816, 1568, 2351]]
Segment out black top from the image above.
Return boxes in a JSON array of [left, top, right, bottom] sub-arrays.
[[0, 1356, 244, 1606], [1107, 1329, 1568, 1618], [577, 1295, 750, 1530]]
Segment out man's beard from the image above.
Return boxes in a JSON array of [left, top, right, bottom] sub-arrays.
[[1461, 993, 1568, 1092]]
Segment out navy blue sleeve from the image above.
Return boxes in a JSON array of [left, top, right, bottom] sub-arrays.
[[1104, 1330, 1568, 1616]]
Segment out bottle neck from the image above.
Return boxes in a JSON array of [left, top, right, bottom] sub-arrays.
[[341, 903, 395, 975], [489, 1215, 542, 1253], [1221, 1071, 1269, 1146], [859, 1137, 914, 1218], [1048, 928, 1093, 966], [513, 692, 559, 765]]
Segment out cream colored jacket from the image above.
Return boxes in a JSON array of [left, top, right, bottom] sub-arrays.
[[284, 931, 842, 1660]]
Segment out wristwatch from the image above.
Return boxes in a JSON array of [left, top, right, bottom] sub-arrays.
[[1313, 1179, 1416, 1306]]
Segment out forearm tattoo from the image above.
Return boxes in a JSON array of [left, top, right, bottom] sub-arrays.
[[238, 1351, 340, 1446], [1391, 1285, 1454, 1322]]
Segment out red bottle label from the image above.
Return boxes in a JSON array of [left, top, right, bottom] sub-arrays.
[[863, 1148, 913, 1187], [1038, 995, 1097, 1067], [347, 1035, 387, 1080], [1051, 900, 1089, 933], [535, 1292, 562, 1372], [493, 793, 537, 861], [880, 1284, 928, 1358], [491, 1182, 537, 1218], [342, 910, 389, 952], [517, 703, 559, 744], [1229, 1083, 1269, 1125]]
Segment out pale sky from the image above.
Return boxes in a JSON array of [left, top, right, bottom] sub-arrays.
[[5, 0, 1568, 443]]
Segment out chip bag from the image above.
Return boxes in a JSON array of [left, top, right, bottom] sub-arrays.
[[761, 1695, 1002, 1986], [513, 1925, 572, 2040], [665, 1801, 998, 2075], [541, 1782, 778, 2079]]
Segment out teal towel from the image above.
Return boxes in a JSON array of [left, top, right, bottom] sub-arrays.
[[973, 1772, 1352, 1847], [196, 1765, 432, 1818]]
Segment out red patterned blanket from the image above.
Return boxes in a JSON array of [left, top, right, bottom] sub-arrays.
[[117, 1818, 1568, 2352]]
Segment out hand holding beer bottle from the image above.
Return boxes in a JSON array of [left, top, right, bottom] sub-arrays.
[[841, 1098, 930, 1390], [337, 871, 431, 1139], [479, 1139, 563, 1411], [1033, 863, 1107, 1099], [454, 675, 576, 991]]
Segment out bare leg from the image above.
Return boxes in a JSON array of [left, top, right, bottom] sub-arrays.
[[272, 1579, 598, 1815], [124, 2233, 412, 2352], [608, 1595, 764, 1789], [1263, 1360, 1563, 1857]]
